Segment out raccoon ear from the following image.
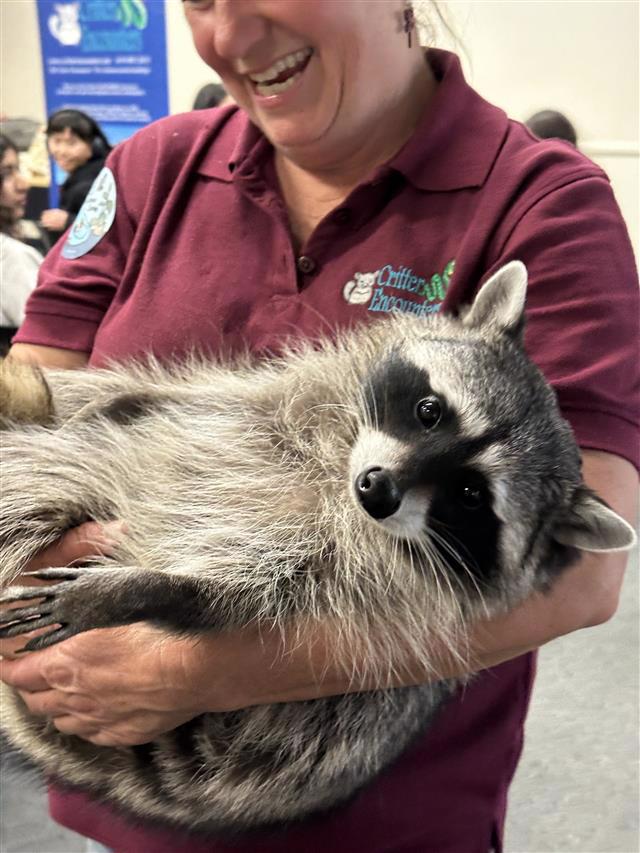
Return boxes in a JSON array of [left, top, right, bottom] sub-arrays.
[[463, 260, 528, 338], [553, 486, 637, 553]]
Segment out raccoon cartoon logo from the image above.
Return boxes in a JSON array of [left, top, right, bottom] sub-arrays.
[[48, 2, 82, 46], [343, 271, 378, 305]]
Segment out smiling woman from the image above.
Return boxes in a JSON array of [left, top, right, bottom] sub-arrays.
[[2, 0, 639, 852], [40, 109, 111, 242], [182, 0, 435, 184]]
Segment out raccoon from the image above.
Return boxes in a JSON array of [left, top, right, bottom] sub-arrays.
[[0, 261, 634, 833]]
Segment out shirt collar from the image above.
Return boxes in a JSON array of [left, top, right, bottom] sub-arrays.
[[197, 50, 508, 192], [386, 49, 509, 191], [197, 108, 268, 182]]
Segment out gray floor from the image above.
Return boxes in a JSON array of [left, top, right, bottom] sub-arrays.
[[505, 549, 639, 853], [1, 553, 638, 853]]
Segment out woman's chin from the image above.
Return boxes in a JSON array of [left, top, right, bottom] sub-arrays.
[[260, 114, 341, 164]]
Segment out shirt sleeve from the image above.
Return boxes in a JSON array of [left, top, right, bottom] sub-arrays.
[[490, 174, 640, 471], [14, 146, 135, 354], [0, 236, 42, 326]]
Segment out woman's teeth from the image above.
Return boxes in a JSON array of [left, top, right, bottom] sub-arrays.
[[255, 74, 300, 96], [250, 47, 313, 97]]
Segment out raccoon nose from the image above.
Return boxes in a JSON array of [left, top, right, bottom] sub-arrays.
[[355, 467, 402, 520]]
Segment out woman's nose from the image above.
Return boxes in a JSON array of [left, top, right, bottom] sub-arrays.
[[211, 0, 269, 62]]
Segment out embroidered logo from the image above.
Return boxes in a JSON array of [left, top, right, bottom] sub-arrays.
[[342, 260, 455, 316], [343, 271, 377, 304], [62, 167, 116, 260]]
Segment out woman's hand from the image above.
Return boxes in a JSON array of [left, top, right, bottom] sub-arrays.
[[0, 521, 210, 747], [40, 208, 69, 231], [0, 521, 211, 746], [0, 623, 212, 746], [0, 522, 122, 659], [0, 521, 263, 746]]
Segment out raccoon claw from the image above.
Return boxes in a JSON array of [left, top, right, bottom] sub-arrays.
[[0, 567, 105, 648], [23, 567, 83, 582], [0, 584, 57, 606], [0, 605, 52, 632], [23, 625, 77, 652]]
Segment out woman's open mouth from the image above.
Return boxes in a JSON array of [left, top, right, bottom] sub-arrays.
[[248, 47, 314, 97]]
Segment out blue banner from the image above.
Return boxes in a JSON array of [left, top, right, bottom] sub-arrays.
[[36, 0, 169, 203]]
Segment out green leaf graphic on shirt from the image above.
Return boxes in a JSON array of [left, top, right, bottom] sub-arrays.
[[443, 259, 456, 285], [117, 0, 148, 29], [420, 259, 455, 301]]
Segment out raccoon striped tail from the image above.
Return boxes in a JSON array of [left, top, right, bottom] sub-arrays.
[[0, 359, 54, 428]]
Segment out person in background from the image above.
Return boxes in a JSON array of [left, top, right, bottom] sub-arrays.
[[1, 2, 638, 851], [192, 81, 233, 109], [0, 133, 42, 353], [525, 109, 578, 146], [40, 109, 111, 241]]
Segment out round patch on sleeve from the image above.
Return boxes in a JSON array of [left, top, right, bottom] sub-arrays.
[[61, 167, 117, 260]]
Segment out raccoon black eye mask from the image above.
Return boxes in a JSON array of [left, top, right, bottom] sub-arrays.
[[0, 261, 634, 833]]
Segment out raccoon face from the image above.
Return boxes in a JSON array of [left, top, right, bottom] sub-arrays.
[[349, 260, 636, 598], [350, 351, 505, 587]]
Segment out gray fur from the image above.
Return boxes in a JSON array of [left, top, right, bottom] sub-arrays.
[[0, 261, 634, 833]]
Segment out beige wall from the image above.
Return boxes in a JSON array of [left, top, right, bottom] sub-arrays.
[[438, 0, 639, 254], [165, 0, 221, 114], [0, 0, 216, 118], [1, 0, 638, 252], [0, 0, 46, 119]]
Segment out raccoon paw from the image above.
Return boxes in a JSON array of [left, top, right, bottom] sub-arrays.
[[0, 566, 120, 651]]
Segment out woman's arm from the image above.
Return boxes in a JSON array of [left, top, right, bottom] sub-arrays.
[[8, 343, 89, 369], [0, 449, 635, 746]]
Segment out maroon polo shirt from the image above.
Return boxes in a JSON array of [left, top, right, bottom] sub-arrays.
[[16, 50, 640, 853]]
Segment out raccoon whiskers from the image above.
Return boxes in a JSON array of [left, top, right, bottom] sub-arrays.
[[408, 536, 452, 629], [408, 537, 470, 669], [424, 527, 491, 620], [363, 373, 380, 431], [425, 536, 478, 629]]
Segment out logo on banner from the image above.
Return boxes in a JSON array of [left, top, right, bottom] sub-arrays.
[[48, 3, 81, 46], [62, 167, 117, 259]]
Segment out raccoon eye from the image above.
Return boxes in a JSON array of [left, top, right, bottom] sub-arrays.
[[415, 396, 442, 430], [459, 483, 487, 511]]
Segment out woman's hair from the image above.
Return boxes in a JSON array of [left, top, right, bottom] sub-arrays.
[[45, 109, 112, 158], [414, 1, 457, 48], [0, 133, 19, 235]]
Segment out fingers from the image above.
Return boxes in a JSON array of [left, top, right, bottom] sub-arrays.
[[25, 521, 125, 572], [50, 715, 101, 740], [23, 690, 160, 746], [0, 651, 74, 692], [19, 688, 99, 718], [0, 626, 51, 659], [15, 687, 117, 742]]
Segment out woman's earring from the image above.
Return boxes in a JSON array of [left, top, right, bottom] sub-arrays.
[[403, 1, 416, 49]]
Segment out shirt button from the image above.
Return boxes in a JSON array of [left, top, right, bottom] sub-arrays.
[[296, 255, 317, 275]]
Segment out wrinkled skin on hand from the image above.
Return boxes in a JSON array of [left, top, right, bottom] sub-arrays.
[[0, 521, 213, 746], [1, 621, 210, 746]]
